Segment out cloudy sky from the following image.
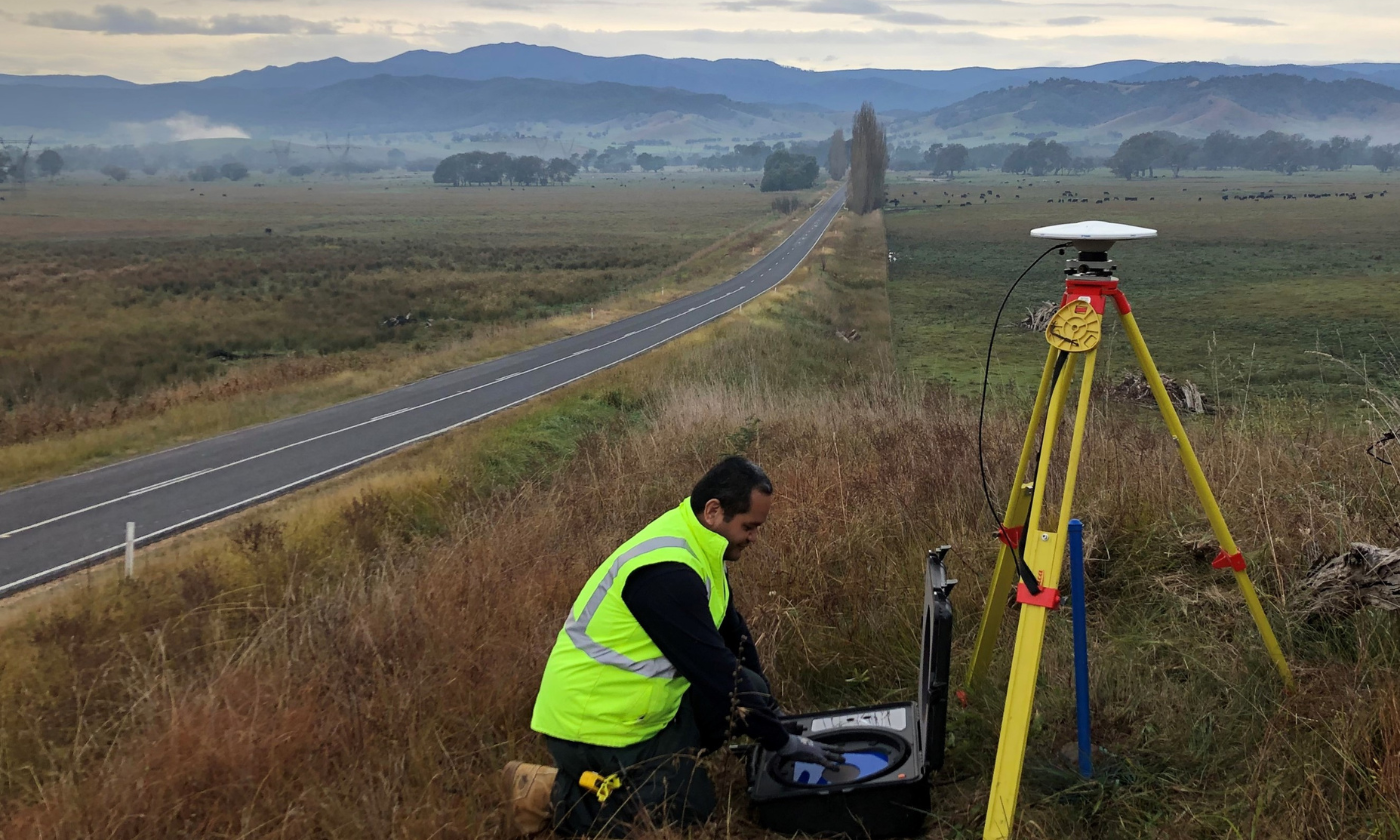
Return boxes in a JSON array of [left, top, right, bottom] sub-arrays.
[[3, 0, 1397, 83]]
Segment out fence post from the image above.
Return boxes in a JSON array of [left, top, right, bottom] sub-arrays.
[[125, 522, 135, 578]]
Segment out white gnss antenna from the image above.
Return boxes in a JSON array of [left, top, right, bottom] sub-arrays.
[[1031, 220, 1158, 277]]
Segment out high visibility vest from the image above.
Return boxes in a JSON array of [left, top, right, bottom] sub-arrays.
[[531, 498, 730, 747]]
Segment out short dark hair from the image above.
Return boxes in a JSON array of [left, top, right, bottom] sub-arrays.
[[691, 456, 773, 520]]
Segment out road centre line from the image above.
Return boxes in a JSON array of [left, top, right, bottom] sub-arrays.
[[0, 198, 846, 596], [0, 206, 838, 544], [127, 468, 214, 497]]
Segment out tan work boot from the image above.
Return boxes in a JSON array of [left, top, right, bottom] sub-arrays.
[[502, 760, 557, 836]]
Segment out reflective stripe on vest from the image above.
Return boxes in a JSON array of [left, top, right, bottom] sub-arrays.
[[561, 535, 697, 680]]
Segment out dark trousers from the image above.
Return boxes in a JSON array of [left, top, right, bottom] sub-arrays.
[[545, 668, 774, 837]]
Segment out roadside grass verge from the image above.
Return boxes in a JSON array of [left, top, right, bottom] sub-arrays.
[[0, 205, 1397, 838]]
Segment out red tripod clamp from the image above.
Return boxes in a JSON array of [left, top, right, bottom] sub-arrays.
[[1060, 277, 1131, 315], [996, 525, 1025, 548], [1016, 582, 1061, 609], [1212, 550, 1246, 572]]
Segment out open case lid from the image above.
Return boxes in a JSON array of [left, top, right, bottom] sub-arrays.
[[917, 546, 956, 767]]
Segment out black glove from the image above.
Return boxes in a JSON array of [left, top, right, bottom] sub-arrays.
[[777, 734, 844, 770], [781, 719, 805, 736]]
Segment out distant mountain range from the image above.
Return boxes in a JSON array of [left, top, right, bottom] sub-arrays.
[[5, 44, 1400, 113], [4, 44, 1400, 146]]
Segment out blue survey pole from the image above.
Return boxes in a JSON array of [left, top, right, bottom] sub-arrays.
[[1068, 518, 1093, 778]]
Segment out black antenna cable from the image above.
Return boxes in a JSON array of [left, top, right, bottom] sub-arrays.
[[976, 242, 1069, 595]]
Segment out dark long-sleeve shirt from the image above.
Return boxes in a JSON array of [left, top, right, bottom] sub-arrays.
[[622, 562, 788, 751]]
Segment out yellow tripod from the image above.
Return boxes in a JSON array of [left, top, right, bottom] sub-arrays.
[[965, 224, 1293, 840]]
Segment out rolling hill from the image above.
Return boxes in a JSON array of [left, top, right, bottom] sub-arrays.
[[898, 75, 1400, 144]]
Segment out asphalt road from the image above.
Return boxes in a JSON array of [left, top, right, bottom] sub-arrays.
[[0, 185, 847, 596]]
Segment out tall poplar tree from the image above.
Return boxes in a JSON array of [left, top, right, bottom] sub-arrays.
[[847, 103, 887, 215], [827, 128, 848, 180]]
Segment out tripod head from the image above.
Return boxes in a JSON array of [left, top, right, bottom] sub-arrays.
[[1031, 220, 1157, 278]]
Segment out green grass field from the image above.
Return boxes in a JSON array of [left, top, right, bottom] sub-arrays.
[[885, 169, 1400, 407]]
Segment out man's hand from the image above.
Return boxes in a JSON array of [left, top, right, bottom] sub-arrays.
[[777, 734, 844, 770]]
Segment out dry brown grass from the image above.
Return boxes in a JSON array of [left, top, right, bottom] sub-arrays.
[[0, 209, 1397, 839]]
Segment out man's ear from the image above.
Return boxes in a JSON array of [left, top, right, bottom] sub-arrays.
[[702, 498, 725, 529]]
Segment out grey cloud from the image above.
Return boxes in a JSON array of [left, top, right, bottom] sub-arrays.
[[463, 0, 537, 8], [710, 0, 795, 9], [1053, 2, 1216, 9], [27, 5, 338, 35], [1210, 16, 1282, 26], [795, 0, 975, 24], [1046, 15, 1100, 25]]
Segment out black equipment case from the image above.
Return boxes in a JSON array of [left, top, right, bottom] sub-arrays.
[[745, 547, 956, 839]]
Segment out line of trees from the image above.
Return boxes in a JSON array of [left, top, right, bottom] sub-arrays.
[[848, 102, 887, 215], [433, 152, 579, 186], [698, 141, 778, 172], [1107, 130, 1400, 179]]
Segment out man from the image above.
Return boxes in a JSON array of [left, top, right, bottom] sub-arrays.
[[504, 456, 842, 836]]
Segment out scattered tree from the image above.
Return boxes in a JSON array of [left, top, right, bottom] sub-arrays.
[[932, 144, 968, 178], [635, 152, 666, 172], [546, 157, 579, 184], [1001, 138, 1072, 176], [1373, 144, 1399, 173], [287, 164, 315, 177], [827, 128, 848, 179], [220, 162, 249, 181], [847, 102, 887, 215], [191, 164, 221, 182], [0, 150, 10, 183], [37, 149, 63, 180], [1107, 132, 1173, 179], [593, 145, 636, 173], [507, 155, 546, 185], [100, 165, 129, 182], [1166, 140, 1199, 177], [760, 149, 819, 192]]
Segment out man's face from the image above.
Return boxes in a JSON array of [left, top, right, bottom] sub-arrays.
[[701, 490, 772, 562]]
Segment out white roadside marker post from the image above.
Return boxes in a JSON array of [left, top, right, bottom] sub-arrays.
[[125, 522, 135, 578]]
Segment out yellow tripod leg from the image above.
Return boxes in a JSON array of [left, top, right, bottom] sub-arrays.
[[982, 352, 1090, 840], [967, 347, 1060, 690], [1117, 311, 1294, 689]]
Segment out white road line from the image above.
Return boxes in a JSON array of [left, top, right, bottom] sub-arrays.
[[127, 468, 214, 497], [0, 194, 844, 592], [0, 199, 841, 544]]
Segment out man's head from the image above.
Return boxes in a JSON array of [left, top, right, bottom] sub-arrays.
[[690, 456, 773, 562]]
